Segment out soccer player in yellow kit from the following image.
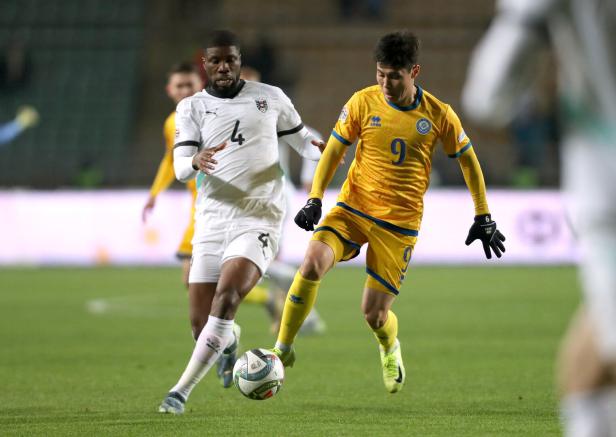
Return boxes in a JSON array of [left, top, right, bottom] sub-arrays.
[[273, 31, 506, 393], [143, 62, 203, 287]]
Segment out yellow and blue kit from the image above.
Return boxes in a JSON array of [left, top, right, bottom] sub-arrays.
[[310, 85, 489, 295], [149, 112, 198, 259]]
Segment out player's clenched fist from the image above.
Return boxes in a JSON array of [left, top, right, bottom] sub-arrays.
[[192, 141, 227, 174], [295, 198, 322, 231]]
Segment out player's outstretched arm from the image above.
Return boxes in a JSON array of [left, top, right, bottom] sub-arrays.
[[458, 148, 506, 258], [280, 126, 323, 161], [294, 135, 347, 231], [143, 150, 176, 222], [461, 0, 554, 126]]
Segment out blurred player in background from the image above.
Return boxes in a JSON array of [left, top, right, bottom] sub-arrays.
[[273, 30, 505, 394], [158, 30, 322, 414], [142, 62, 202, 287], [462, 1, 616, 435], [0, 105, 38, 146], [240, 65, 327, 336]]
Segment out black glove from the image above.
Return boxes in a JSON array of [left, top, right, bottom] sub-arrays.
[[465, 214, 506, 259], [294, 198, 322, 231]]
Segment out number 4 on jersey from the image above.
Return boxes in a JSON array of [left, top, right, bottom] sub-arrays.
[[231, 120, 245, 145]]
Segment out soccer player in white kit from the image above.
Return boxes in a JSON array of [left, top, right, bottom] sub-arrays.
[[462, 1, 616, 435], [158, 30, 322, 414]]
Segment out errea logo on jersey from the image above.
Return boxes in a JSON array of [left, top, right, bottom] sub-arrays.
[[370, 116, 381, 127], [416, 118, 432, 135]]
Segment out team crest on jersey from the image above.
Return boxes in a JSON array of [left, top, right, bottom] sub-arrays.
[[255, 98, 268, 113], [339, 106, 349, 122], [416, 118, 432, 135]]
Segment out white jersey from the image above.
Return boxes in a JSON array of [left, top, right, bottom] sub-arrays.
[[173, 80, 320, 242], [463, 0, 616, 136]]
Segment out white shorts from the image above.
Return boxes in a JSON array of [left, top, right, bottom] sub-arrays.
[[563, 135, 616, 361], [188, 227, 280, 284]]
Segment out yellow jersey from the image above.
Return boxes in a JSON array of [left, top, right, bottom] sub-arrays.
[[331, 85, 472, 233], [149, 112, 197, 198]]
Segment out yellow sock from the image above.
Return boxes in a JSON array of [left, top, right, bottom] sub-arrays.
[[371, 310, 398, 352], [243, 285, 269, 305], [276, 272, 320, 346]]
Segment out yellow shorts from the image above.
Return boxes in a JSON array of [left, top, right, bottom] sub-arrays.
[[312, 203, 418, 296], [176, 203, 195, 260]]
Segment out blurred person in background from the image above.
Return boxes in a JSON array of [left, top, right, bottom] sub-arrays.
[[462, 1, 616, 435], [142, 62, 203, 287], [240, 65, 327, 336], [0, 105, 38, 146], [273, 30, 505, 395], [158, 30, 323, 414], [0, 37, 32, 93]]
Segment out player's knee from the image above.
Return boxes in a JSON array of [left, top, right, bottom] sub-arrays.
[[364, 308, 387, 329], [300, 252, 328, 281]]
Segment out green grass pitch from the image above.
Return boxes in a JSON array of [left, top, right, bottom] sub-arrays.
[[0, 266, 578, 436]]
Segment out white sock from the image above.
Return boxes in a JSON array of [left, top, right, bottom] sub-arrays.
[[222, 322, 240, 354], [170, 316, 234, 401], [561, 388, 616, 437]]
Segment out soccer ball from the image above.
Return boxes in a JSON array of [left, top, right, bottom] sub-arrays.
[[233, 348, 284, 400]]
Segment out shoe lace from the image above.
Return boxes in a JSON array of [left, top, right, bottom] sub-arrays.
[[383, 353, 398, 378]]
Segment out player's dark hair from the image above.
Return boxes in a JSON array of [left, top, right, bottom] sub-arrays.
[[205, 30, 241, 50], [374, 31, 420, 70], [167, 61, 199, 78]]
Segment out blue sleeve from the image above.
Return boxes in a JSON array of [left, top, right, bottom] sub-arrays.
[[0, 120, 23, 145]]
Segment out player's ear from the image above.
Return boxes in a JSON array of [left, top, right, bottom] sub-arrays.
[[411, 64, 421, 79]]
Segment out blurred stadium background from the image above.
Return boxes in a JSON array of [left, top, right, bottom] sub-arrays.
[[0, 1, 577, 435]]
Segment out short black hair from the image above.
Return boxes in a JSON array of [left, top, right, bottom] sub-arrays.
[[204, 30, 240, 50], [167, 61, 199, 78], [374, 31, 420, 70]]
